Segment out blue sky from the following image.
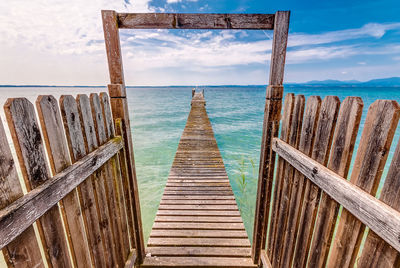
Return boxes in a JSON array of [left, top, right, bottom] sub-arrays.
[[0, 0, 399, 85]]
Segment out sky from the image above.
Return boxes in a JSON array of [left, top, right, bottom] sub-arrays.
[[0, 0, 399, 86]]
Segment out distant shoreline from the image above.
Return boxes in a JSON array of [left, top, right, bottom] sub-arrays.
[[1, 84, 399, 88]]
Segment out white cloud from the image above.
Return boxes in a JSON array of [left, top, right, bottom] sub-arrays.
[[0, 0, 399, 86], [0, 0, 152, 56], [288, 22, 400, 47]]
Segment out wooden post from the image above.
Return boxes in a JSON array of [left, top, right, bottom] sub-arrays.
[[102, 10, 145, 264], [251, 10, 290, 265]]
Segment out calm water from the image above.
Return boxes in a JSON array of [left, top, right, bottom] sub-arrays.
[[0, 86, 399, 244]]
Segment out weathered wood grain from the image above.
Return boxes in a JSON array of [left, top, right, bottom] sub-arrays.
[[4, 97, 72, 267], [60, 95, 106, 267], [267, 93, 294, 261], [308, 97, 363, 267], [0, 117, 44, 267], [147, 246, 251, 257], [261, 251, 272, 268], [272, 137, 400, 255], [102, 10, 125, 85], [117, 13, 275, 29], [115, 118, 137, 249], [107, 88, 145, 264], [77, 94, 118, 266], [142, 256, 255, 267], [148, 237, 251, 247], [280, 95, 321, 267], [269, 11, 290, 85], [101, 93, 131, 255], [358, 136, 400, 267], [252, 12, 290, 264], [272, 94, 305, 267], [328, 99, 400, 268], [0, 136, 123, 251], [36, 95, 91, 267], [293, 96, 340, 268]]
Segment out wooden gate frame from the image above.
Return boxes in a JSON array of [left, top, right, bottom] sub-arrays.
[[101, 10, 290, 265]]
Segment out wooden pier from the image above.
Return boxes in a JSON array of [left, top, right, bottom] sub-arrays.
[[143, 92, 255, 267]]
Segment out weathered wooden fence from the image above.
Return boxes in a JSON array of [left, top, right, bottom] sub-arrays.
[[253, 93, 400, 267], [0, 93, 142, 267]]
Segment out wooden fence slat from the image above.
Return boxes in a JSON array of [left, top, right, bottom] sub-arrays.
[[0, 117, 44, 267], [0, 138, 123, 251], [77, 94, 118, 267], [272, 137, 400, 255], [91, 93, 125, 266], [308, 97, 363, 267], [4, 98, 72, 267], [115, 118, 136, 249], [328, 99, 400, 268], [293, 96, 340, 268], [36, 95, 91, 267], [100, 92, 131, 257], [280, 96, 321, 267], [267, 93, 294, 261], [107, 84, 145, 263], [60, 95, 106, 267], [272, 94, 305, 267], [358, 137, 400, 267]]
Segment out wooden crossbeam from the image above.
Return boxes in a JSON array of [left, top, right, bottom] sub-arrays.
[[0, 137, 123, 249], [272, 137, 400, 253], [116, 13, 275, 29]]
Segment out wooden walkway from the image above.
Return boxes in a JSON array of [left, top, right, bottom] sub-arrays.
[[143, 92, 255, 267]]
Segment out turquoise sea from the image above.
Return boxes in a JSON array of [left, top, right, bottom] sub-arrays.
[[0, 85, 399, 244]]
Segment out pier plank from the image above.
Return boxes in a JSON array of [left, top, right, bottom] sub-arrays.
[[144, 92, 254, 267]]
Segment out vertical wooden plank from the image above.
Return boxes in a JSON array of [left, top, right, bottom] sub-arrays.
[[328, 99, 400, 268], [115, 118, 136, 248], [358, 136, 400, 267], [280, 96, 321, 267], [268, 11, 290, 85], [0, 117, 44, 267], [4, 98, 72, 267], [36, 95, 91, 268], [90, 93, 125, 267], [60, 95, 107, 267], [100, 92, 131, 257], [293, 96, 340, 268], [107, 84, 145, 263], [266, 93, 294, 262], [102, 10, 125, 86], [308, 97, 363, 268], [77, 94, 118, 267], [252, 11, 289, 265], [272, 95, 305, 267]]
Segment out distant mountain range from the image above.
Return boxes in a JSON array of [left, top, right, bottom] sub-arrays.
[[294, 77, 400, 86]]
